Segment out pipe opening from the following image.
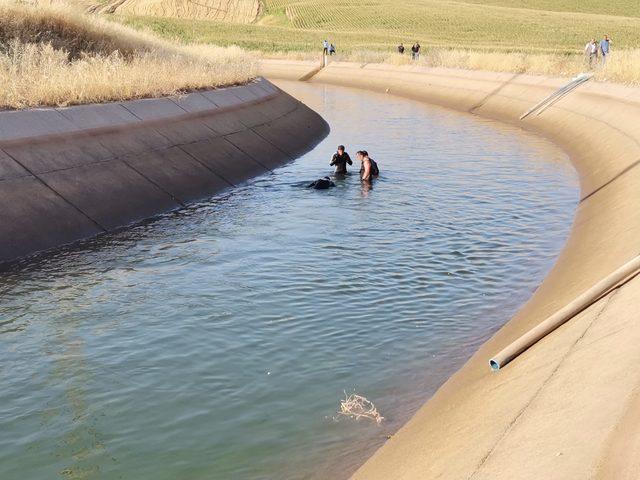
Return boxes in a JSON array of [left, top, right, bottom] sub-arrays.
[[488, 255, 640, 372]]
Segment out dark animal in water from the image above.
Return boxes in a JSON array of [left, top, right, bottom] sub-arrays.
[[307, 177, 335, 189]]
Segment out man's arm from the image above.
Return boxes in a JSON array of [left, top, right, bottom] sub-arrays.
[[329, 153, 337, 166], [346, 153, 353, 165], [361, 161, 371, 180]]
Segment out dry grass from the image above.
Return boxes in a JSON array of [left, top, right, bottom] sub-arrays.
[[381, 48, 640, 85], [265, 48, 640, 85], [0, 1, 156, 59], [338, 392, 384, 425], [0, 1, 256, 109], [90, 0, 261, 23]]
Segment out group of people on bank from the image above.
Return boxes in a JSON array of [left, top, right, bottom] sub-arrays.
[[322, 39, 337, 56], [321, 34, 612, 70], [397, 42, 421, 60], [585, 35, 611, 68]]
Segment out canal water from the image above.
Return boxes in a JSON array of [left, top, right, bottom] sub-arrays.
[[0, 81, 578, 480]]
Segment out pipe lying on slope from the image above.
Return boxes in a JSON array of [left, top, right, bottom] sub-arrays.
[[490, 254, 640, 370], [519, 73, 592, 120]]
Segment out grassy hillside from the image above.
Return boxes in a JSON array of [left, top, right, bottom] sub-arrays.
[[90, 0, 261, 23], [458, 0, 640, 18], [116, 0, 640, 54], [0, 1, 255, 108]]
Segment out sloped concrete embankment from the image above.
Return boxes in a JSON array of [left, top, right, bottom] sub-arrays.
[[260, 60, 640, 480], [0, 77, 329, 267]]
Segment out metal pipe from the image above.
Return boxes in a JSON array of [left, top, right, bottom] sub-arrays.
[[519, 85, 572, 120], [534, 75, 591, 116], [519, 73, 592, 120], [521, 76, 586, 119], [490, 254, 640, 371]]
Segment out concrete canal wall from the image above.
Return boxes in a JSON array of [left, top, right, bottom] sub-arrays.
[[0, 77, 329, 266], [259, 60, 640, 480]]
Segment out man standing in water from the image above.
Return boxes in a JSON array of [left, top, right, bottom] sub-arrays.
[[330, 145, 353, 174], [356, 150, 379, 181]]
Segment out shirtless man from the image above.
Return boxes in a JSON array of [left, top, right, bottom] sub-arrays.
[[356, 150, 379, 181]]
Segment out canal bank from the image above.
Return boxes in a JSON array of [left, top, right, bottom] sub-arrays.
[[260, 60, 640, 479], [0, 78, 329, 267]]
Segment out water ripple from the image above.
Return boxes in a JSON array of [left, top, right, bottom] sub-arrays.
[[0, 82, 578, 480]]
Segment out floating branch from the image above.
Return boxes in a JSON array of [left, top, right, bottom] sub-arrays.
[[338, 391, 384, 425]]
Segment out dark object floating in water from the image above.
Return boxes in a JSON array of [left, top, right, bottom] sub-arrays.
[[307, 177, 336, 189]]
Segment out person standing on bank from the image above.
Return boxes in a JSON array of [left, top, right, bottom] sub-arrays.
[[398, 43, 405, 54], [322, 39, 329, 56], [600, 35, 611, 66], [330, 145, 353, 174], [411, 42, 421, 60], [329, 43, 336, 55], [585, 38, 598, 68]]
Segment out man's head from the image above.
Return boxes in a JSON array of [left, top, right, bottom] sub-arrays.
[[591, 38, 596, 43], [337, 145, 345, 154], [604, 35, 609, 41], [356, 150, 368, 161]]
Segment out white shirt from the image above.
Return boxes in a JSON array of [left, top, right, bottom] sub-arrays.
[[585, 42, 597, 54]]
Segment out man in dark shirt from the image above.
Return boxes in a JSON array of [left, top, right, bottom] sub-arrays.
[[411, 42, 421, 60], [398, 43, 405, 54], [330, 145, 353, 174]]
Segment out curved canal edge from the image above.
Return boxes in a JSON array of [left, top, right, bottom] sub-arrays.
[[0, 78, 329, 267], [260, 60, 640, 480]]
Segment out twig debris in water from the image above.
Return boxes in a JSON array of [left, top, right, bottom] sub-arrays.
[[338, 391, 384, 424]]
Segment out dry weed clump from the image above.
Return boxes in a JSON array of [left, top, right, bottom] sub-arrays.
[[338, 392, 384, 425], [0, 1, 158, 59], [0, 1, 256, 108]]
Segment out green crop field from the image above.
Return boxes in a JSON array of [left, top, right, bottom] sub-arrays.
[[115, 0, 640, 55]]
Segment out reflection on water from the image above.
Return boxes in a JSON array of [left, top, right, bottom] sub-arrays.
[[0, 82, 578, 480]]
